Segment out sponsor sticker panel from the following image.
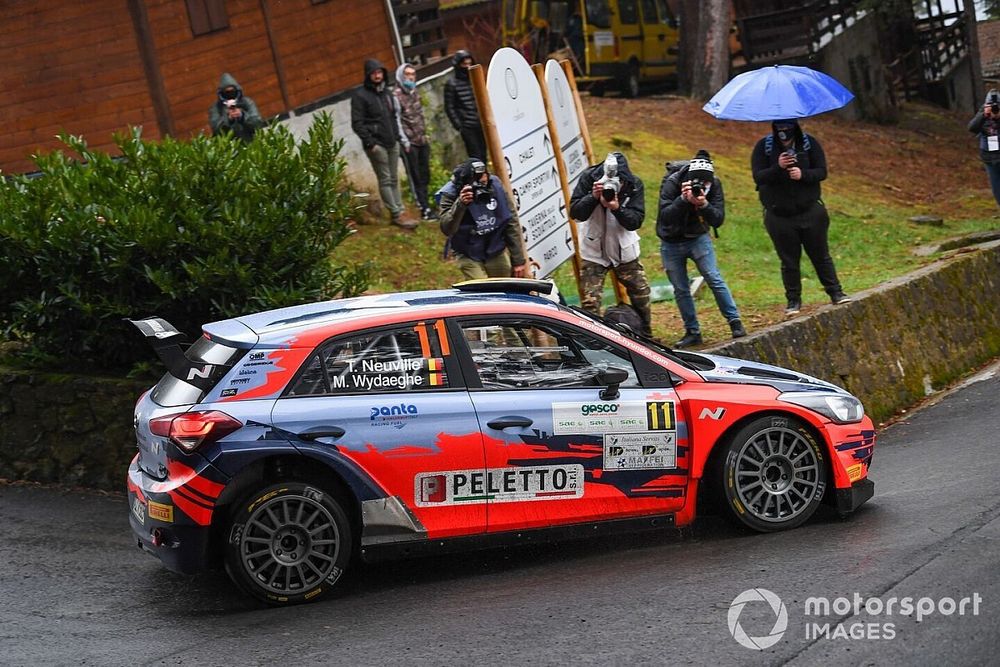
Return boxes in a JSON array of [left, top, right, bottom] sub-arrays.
[[414, 464, 584, 507], [552, 401, 676, 435], [603, 432, 677, 470]]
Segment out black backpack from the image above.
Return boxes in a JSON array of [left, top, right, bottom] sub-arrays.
[[603, 303, 644, 335]]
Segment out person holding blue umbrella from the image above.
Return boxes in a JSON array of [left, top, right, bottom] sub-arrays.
[[751, 119, 850, 317]]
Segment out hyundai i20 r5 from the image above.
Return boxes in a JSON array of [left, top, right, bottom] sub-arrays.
[[127, 279, 875, 605]]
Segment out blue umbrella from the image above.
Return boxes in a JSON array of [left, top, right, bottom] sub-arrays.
[[702, 65, 854, 121]]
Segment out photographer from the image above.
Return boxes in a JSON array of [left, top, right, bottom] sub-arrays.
[[437, 159, 528, 280], [751, 119, 850, 317], [657, 150, 745, 348], [208, 73, 265, 142], [968, 89, 1000, 207], [569, 152, 653, 338]]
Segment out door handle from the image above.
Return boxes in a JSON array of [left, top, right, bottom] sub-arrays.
[[487, 416, 533, 430], [297, 425, 346, 441]]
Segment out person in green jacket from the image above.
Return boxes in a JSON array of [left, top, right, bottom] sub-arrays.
[[209, 73, 265, 142]]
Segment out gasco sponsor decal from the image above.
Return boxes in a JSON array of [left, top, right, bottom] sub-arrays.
[[552, 401, 675, 434], [604, 432, 677, 470], [414, 465, 584, 506]]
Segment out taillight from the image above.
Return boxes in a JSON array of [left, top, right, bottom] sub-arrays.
[[149, 411, 242, 452]]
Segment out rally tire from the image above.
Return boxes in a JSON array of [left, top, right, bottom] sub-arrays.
[[716, 415, 827, 532], [224, 482, 352, 605]]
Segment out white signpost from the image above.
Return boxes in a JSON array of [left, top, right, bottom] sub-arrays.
[[486, 48, 574, 279], [545, 60, 588, 193]]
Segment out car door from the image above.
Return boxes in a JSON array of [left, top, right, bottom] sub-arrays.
[[270, 320, 487, 539], [615, 0, 643, 71], [450, 315, 688, 533], [639, 0, 669, 79]]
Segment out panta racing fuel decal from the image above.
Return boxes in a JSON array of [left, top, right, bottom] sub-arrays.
[[552, 401, 675, 435], [414, 465, 584, 507], [603, 432, 677, 470]]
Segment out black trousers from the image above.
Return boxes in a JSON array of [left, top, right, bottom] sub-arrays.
[[460, 126, 488, 162], [402, 143, 431, 211], [763, 202, 843, 301]]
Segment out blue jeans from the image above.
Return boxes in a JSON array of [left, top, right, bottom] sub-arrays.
[[985, 162, 1000, 207], [660, 235, 740, 333]]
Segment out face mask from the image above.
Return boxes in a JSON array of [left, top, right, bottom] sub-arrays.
[[402, 80, 416, 91], [777, 129, 792, 142]]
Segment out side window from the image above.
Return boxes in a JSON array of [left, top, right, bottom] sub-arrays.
[[618, 0, 639, 25], [287, 322, 449, 396], [585, 0, 611, 28], [185, 0, 228, 36], [655, 0, 673, 24], [640, 0, 658, 24], [460, 320, 638, 390]]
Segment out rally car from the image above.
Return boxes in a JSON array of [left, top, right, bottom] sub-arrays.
[[127, 279, 875, 605]]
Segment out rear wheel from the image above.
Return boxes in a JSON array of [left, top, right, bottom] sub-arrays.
[[224, 482, 352, 605], [621, 63, 641, 98], [716, 415, 827, 532]]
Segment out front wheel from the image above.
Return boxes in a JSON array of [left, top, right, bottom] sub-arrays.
[[621, 64, 640, 98], [224, 482, 353, 605], [716, 415, 827, 532]]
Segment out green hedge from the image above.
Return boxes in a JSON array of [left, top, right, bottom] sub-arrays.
[[0, 114, 370, 372]]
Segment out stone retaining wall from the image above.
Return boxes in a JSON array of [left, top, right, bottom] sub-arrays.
[[2, 242, 998, 490]]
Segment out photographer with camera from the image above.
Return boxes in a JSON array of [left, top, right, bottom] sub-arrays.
[[208, 73, 265, 142], [968, 89, 1000, 207], [657, 150, 745, 348], [437, 159, 528, 280], [569, 151, 653, 338], [751, 119, 850, 317]]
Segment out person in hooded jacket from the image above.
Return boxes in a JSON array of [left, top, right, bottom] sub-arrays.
[[394, 63, 435, 220], [444, 50, 487, 161], [657, 150, 746, 348], [437, 158, 528, 280], [967, 89, 1000, 207], [751, 119, 850, 317], [569, 152, 653, 338], [352, 59, 417, 230], [209, 73, 265, 142]]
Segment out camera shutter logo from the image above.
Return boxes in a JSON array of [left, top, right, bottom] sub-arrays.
[[728, 588, 788, 650], [505, 68, 519, 99]]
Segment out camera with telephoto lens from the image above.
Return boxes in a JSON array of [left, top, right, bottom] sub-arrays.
[[467, 160, 493, 204], [990, 91, 1000, 115], [596, 153, 620, 202]]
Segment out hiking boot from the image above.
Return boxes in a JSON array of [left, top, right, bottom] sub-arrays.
[[390, 215, 418, 230], [729, 319, 747, 338], [674, 330, 703, 349], [785, 300, 801, 317], [831, 292, 852, 305]]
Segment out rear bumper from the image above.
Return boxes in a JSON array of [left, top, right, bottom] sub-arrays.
[[126, 455, 221, 574], [834, 478, 875, 515]]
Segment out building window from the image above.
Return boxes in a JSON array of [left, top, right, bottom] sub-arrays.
[[186, 0, 229, 36]]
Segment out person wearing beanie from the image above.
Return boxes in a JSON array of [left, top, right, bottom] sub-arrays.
[[657, 149, 745, 348], [751, 118, 850, 316], [968, 89, 1000, 207], [444, 50, 488, 161]]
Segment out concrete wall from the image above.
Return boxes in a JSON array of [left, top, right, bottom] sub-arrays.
[[817, 14, 897, 123], [281, 69, 466, 195], [2, 242, 998, 490]]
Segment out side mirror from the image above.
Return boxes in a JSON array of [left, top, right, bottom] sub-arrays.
[[596, 366, 629, 400]]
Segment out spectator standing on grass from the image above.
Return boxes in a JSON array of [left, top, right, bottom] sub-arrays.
[[444, 50, 488, 161], [751, 119, 850, 317], [394, 63, 436, 220], [351, 59, 418, 230], [657, 150, 746, 348], [968, 89, 1000, 207], [209, 73, 265, 142]]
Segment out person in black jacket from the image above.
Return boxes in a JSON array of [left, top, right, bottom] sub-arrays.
[[208, 73, 266, 142], [351, 59, 417, 229], [751, 119, 849, 317], [967, 89, 1000, 206], [657, 150, 745, 348], [444, 50, 487, 161]]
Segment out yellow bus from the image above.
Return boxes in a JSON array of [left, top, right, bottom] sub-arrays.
[[501, 0, 680, 97]]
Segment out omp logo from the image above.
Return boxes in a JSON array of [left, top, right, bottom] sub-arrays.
[[728, 588, 788, 650], [581, 403, 618, 416], [186, 365, 212, 381], [249, 351, 266, 361], [699, 407, 726, 420]]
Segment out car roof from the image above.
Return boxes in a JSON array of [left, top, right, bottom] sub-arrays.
[[202, 288, 562, 346]]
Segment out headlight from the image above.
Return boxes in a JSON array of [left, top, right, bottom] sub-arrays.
[[779, 392, 865, 424]]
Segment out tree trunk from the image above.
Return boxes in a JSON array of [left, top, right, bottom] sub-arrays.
[[691, 0, 731, 101], [677, 0, 701, 96]]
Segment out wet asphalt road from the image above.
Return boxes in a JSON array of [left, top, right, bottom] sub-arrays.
[[2, 369, 999, 666]]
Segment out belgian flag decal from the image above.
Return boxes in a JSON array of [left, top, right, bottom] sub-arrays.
[[646, 401, 676, 430], [427, 357, 446, 387]]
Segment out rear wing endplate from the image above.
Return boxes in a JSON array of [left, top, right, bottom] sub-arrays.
[[127, 317, 219, 391]]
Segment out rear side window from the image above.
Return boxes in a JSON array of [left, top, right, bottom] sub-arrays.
[[151, 337, 246, 407], [618, 0, 639, 25], [585, 0, 610, 28], [286, 322, 450, 396]]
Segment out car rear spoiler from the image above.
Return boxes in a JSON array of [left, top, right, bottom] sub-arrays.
[[127, 317, 219, 391]]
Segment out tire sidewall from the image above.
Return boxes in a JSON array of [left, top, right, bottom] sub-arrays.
[[719, 415, 827, 532], [224, 482, 352, 605]]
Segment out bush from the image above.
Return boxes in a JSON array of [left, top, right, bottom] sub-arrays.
[[0, 114, 370, 372]]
